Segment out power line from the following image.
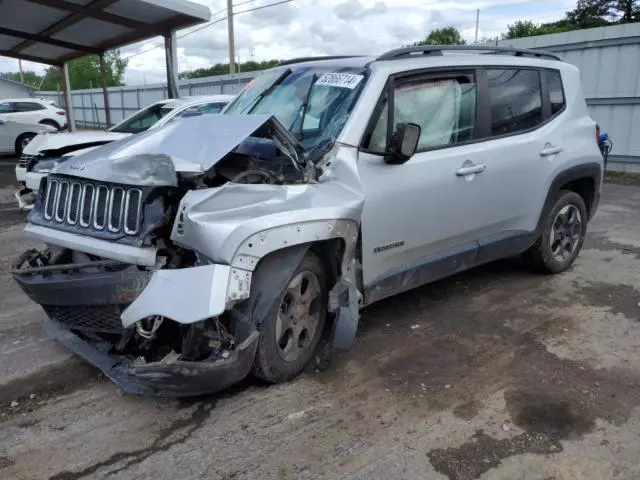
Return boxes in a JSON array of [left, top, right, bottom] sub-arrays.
[[122, 0, 294, 61], [235, 0, 293, 15], [233, 0, 259, 7]]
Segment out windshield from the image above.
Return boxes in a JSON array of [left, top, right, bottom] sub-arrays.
[[109, 103, 175, 134], [225, 65, 367, 153]]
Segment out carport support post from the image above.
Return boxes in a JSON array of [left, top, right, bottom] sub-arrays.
[[164, 31, 179, 99], [99, 53, 112, 127], [62, 61, 75, 132]]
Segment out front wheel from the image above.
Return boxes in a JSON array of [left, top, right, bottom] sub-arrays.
[[15, 133, 35, 155], [523, 190, 588, 274], [251, 250, 327, 383]]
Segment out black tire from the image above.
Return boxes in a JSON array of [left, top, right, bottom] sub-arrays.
[[39, 119, 60, 130], [15, 133, 36, 155], [523, 189, 588, 274], [251, 250, 327, 383]]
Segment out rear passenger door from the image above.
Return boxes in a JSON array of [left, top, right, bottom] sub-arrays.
[[470, 67, 566, 263]]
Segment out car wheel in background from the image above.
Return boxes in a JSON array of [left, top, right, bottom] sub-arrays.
[[15, 133, 36, 155], [523, 189, 588, 274], [39, 119, 60, 130]]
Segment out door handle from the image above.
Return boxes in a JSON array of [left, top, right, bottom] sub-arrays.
[[540, 146, 563, 156], [456, 164, 486, 176]]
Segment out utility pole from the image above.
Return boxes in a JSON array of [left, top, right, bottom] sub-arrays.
[[18, 59, 24, 83], [474, 9, 480, 43], [227, 0, 236, 74]]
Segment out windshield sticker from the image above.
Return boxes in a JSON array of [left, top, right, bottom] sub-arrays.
[[315, 73, 364, 89]]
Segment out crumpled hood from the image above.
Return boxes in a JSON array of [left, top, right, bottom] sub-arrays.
[[52, 114, 303, 186], [23, 130, 130, 156]]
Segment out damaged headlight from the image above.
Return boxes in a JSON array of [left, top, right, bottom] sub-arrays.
[[31, 156, 71, 173]]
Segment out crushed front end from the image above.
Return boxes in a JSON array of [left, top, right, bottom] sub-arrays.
[[13, 105, 365, 397]]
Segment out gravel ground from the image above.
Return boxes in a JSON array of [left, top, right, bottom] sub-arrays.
[[1, 156, 640, 480]]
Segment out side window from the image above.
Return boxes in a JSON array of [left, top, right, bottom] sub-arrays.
[[487, 69, 542, 136], [0, 102, 12, 113], [545, 70, 565, 115], [13, 102, 44, 112], [365, 73, 477, 153]]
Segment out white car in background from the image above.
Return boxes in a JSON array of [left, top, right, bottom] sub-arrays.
[[15, 94, 234, 209], [0, 118, 55, 155], [0, 98, 67, 131]]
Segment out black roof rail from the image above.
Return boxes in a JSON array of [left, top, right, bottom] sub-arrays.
[[376, 45, 561, 62], [275, 55, 363, 67]]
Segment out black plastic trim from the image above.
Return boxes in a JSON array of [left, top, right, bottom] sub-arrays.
[[45, 317, 259, 398]]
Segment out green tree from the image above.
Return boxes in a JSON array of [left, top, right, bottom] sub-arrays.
[[179, 59, 280, 79], [39, 51, 128, 91], [503, 20, 541, 39], [415, 27, 466, 46], [1, 71, 43, 88], [566, 0, 615, 28], [616, 0, 640, 21]]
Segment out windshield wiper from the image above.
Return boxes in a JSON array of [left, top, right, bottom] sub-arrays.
[[247, 68, 292, 114], [295, 74, 317, 141]]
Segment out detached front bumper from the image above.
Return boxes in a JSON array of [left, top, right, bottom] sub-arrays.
[[12, 248, 257, 397], [44, 317, 258, 397]]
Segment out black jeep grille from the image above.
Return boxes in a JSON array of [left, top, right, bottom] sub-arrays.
[[43, 177, 142, 235], [44, 305, 126, 333]]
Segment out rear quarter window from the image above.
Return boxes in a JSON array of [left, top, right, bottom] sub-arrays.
[[545, 70, 565, 115]]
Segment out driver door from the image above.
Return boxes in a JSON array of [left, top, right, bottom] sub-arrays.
[[358, 70, 492, 303]]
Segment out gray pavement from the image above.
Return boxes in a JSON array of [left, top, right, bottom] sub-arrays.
[[1, 156, 640, 480]]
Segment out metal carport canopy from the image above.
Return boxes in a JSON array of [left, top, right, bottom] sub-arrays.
[[0, 0, 211, 129]]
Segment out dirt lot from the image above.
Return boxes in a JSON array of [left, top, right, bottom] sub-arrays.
[[1, 156, 640, 480]]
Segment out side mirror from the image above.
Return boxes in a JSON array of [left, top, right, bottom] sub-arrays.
[[384, 122, 421, 165]]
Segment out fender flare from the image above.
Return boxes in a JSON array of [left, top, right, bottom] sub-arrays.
[[225, 219, 360, 304]]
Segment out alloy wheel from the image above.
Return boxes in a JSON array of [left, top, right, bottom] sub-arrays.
[[275, 271, 322, 363], [549, 204, 583, 262]]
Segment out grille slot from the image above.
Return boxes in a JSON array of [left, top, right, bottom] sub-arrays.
[[125, 189, 142, 235], [43, 178, 143, 235], [94, 185, 110, 230], [80, 184, 94, 227], [108, 187, 125, 232], [45, 305, 126, 333], [19, 153, 37, 169], [67, 182, 82, 225], [54, 181, 69, 222], [44, 179, 57, 220]]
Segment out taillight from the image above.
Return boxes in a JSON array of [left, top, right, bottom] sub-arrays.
[[595, 124, 601, 144], [56, 111, 66, 116]]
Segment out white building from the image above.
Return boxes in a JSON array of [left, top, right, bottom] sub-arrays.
[[0, 77, 36, 99]]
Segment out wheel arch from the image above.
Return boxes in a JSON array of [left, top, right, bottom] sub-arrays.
[[536, 162, 602, 234], [39, 118, 60, 129]]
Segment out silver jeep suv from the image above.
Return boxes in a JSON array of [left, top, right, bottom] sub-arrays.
[[13, 46, 603, 397]]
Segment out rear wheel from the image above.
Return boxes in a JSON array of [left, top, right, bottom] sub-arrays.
[[523, 190, 588, 274], [15, 133, 35, 155], [39, 119, 60, 130], [251, 251, 327, 383]]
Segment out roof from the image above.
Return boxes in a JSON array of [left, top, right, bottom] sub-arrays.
[[0, 77, 37, 91], [0, 0, 210, 66]]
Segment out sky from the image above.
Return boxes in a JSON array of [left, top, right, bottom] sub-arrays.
[[0, 0, 576, 86]]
